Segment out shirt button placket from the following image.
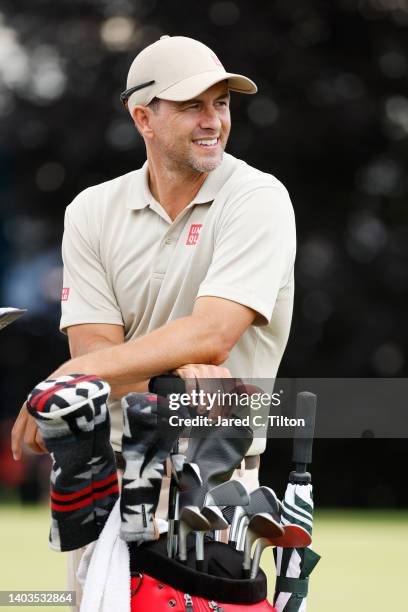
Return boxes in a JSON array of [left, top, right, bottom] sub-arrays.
[[153, 233, 178, 276]]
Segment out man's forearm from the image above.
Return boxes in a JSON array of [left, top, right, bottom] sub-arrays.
[[67, 334, 148, 399], [53, 314, 229, 394]]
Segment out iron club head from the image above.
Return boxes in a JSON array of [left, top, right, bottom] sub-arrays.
[[242, 513, 284, 578], [234, 486, 281, 550], [204, 480, 250, 507], [195, 506, 229, 571], [250, 524, 312, 579], [178, 506, 211, 564]]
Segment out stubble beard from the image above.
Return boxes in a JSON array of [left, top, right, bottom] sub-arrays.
[[184, 148, 224, 173], [159, 136, 227, 175]]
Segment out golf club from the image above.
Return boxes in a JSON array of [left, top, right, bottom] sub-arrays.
[[178, 506, 211, 565], [204, 480, 250, 542], [204, 480, 250, 508], [166, 452, 185, 558], [170, 453, 186, 485], [169, 458, 202, 558], [148, 375, 187, 559], [229, 486, 281, 550], [195, 506, 229, 571], [250, 524, 312, 579], [242, 512, 284, 579]]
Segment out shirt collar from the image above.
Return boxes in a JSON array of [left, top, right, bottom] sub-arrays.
[[126, 161, 153, 210], [127, 154, 229, 210]]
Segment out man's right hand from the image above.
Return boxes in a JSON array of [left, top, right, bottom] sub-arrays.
[[11, 402, 47, 460], [172, 363, 240, 420]]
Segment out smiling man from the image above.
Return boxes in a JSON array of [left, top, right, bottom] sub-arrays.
[[142, 82, 230, 174], [11, 35, 296, 609]]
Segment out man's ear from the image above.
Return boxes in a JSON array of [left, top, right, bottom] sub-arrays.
[[131, 105, 155, 139]]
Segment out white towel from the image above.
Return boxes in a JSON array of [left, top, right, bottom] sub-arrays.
[[78, 500, 169, 612], [79, 500, 130, 612]]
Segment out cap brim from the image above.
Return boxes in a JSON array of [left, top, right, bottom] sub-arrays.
[[156, 70, 257, 102]]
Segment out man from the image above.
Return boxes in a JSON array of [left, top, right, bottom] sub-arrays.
[[12, 35, 296, 605]]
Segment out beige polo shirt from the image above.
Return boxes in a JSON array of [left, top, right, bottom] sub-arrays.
[[60, 152, 296, 454]]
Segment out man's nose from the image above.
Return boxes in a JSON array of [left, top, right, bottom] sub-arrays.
[[199, 106, 222, 131]]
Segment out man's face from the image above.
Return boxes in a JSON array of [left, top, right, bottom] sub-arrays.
[[148, 81, 231, 173]]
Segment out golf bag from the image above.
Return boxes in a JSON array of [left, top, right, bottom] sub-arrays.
[[129, 536, 277, 611]]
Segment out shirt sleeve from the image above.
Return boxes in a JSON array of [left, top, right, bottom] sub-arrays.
[[196, 183, 296, 326], [60, 195, 124, 332]]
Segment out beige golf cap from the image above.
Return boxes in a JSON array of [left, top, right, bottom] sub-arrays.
[[121, 35, 257, 112]]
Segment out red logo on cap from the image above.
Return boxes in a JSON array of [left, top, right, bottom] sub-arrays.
[[186, 224, 202, 246], [61, 287, 70, 301], [211, 53, 223, 68]]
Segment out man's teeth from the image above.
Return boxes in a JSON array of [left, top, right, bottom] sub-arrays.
[[195, 139, 218, 146]]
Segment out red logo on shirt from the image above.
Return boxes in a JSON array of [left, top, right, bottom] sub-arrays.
[[61, 287, 70, 301], [186, 224, 202, 246]]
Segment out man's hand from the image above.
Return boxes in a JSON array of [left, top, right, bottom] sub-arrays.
[[173, 363, 232, 381], [11, 402, 47, 460], [173, 363, 240, 420]]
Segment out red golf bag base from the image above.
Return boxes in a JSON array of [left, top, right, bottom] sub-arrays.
[[129, 535, 277, 611], [130, 572, 276, 611]]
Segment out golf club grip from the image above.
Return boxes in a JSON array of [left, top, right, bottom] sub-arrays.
[[292, 392, 317, 468], [149, 374, 186, 397]]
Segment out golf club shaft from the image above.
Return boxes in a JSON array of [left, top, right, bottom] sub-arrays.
[[236, 514, 249, 551], [173, 490, 180, 557], [178, 526, 188, 563], [195, 532, 205, 572], [250, 537, 268, 579], [242, 532, 253, 579], [148, 375, 186, 558], [167, 461, 178, 557], [228, 506, 245, 547]]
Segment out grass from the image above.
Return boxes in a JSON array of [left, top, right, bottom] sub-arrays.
[[0, 504, 67, 611], [0, 505, 407, 611], [264, 509, 408, 611]]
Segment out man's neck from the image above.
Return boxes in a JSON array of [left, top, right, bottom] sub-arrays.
[[147, 154, 208, 221]]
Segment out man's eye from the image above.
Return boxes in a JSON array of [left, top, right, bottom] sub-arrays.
[[186, 104, 200, 110]]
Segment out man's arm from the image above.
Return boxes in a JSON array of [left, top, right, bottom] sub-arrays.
[[66, 323, 149, 399], [53, 296, 256, 392], [11, 322, 149, 459], [11, 296, 256, 459]]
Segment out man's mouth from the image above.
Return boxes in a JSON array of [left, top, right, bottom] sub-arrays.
[[193, 138, 219, 148]]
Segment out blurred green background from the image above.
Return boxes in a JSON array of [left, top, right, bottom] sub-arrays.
[[1, 504, 407, 611]]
